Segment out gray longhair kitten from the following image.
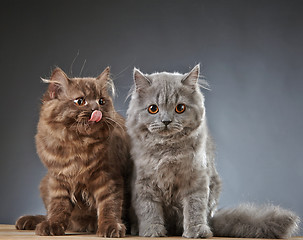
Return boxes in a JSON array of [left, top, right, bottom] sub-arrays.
[[126, 64, 300, 238]]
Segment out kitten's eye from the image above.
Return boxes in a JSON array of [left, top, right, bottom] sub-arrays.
[[74, 98, 87, 106], [175, 104, 186, 114], [98, 98, 106, 105], [148, 104, 159, 114]]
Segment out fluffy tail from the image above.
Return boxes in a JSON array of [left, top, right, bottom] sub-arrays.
[[210, 203, 300, 239]]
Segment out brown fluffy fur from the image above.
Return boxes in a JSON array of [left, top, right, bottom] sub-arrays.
[[15, 67, 131, 237]]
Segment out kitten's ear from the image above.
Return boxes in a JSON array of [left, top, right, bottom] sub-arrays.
[[182, 64, 200, 89], [97, 66, 110, 82], [96, 66, 116, 96], [45, 67, 70, 99], [133, 68, 151, 91]]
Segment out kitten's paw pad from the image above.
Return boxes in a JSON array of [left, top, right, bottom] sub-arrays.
[[97, 222, 126, 238], [183, 224, 213, 238], [140, 224, 167, 237], [15, 215, 46, 230], [35, 221, 65, 236]]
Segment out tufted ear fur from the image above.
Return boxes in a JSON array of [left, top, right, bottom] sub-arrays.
[[97, 66, 110, 82], [182, 64, 200, 90], [96, 66, 116, 96], [42, 67, 70, 100], [133, 68, 151, 92]]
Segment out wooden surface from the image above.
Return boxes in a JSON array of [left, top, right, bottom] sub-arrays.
[[0, 225, 302, 240]]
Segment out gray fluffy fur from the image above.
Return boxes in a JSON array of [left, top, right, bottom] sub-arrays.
[[126, 64, 300, 238], [211, 203, 300, 238]]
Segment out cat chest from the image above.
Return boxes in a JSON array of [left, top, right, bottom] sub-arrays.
[[153, 160, 195, 203], [40, 137, 106, 174], [156, 173, 182, 204], [47, 144, 106, 180], [52, 160, 93, 181]]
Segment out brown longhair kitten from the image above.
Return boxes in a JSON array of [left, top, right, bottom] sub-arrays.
[[15, 67, 131, 237]]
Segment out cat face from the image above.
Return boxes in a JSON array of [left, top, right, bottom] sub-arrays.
[[42, 67, 115, 135], [129, 65, 205, 137]]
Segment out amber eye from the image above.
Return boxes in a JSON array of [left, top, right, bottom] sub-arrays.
[[98, 98, 105, 105], [175, 104, 186, 114], [74, 98, 87, 106], [148, 105, 159, 114]]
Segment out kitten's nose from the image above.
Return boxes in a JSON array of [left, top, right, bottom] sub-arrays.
[[162, 120, 172, 126], [91, 102, 99, 111]]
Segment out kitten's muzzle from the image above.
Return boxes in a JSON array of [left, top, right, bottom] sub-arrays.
[[162, 120, 172, 126]]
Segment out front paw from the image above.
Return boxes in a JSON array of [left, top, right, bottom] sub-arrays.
[[35, 220, 65, 236], [97, 222, 126, 238], [183, 224, 213, 238], [15, 215, 45, 230], [139, 223, 167, 237]]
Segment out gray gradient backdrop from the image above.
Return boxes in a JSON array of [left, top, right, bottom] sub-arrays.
[[1, 0, 302, 236]]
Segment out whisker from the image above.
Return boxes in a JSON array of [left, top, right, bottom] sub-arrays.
[[103, 119, 111, 131], [104, 119, 116, 131], [79, 59, 87, 77], [103, 116, 124, 131], [70, 50, 80, 77], [112, 58, 136, 81], [104, 117, 121, 129], [103, 121, 114, 142]]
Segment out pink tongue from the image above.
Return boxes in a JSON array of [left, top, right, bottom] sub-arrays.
[[89, 110, 102, 122]]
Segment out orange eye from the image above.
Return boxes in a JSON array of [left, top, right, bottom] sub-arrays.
[[175, 104, 186, 114], [148, 105, 159, 114], [74, 98, 87, 106]]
